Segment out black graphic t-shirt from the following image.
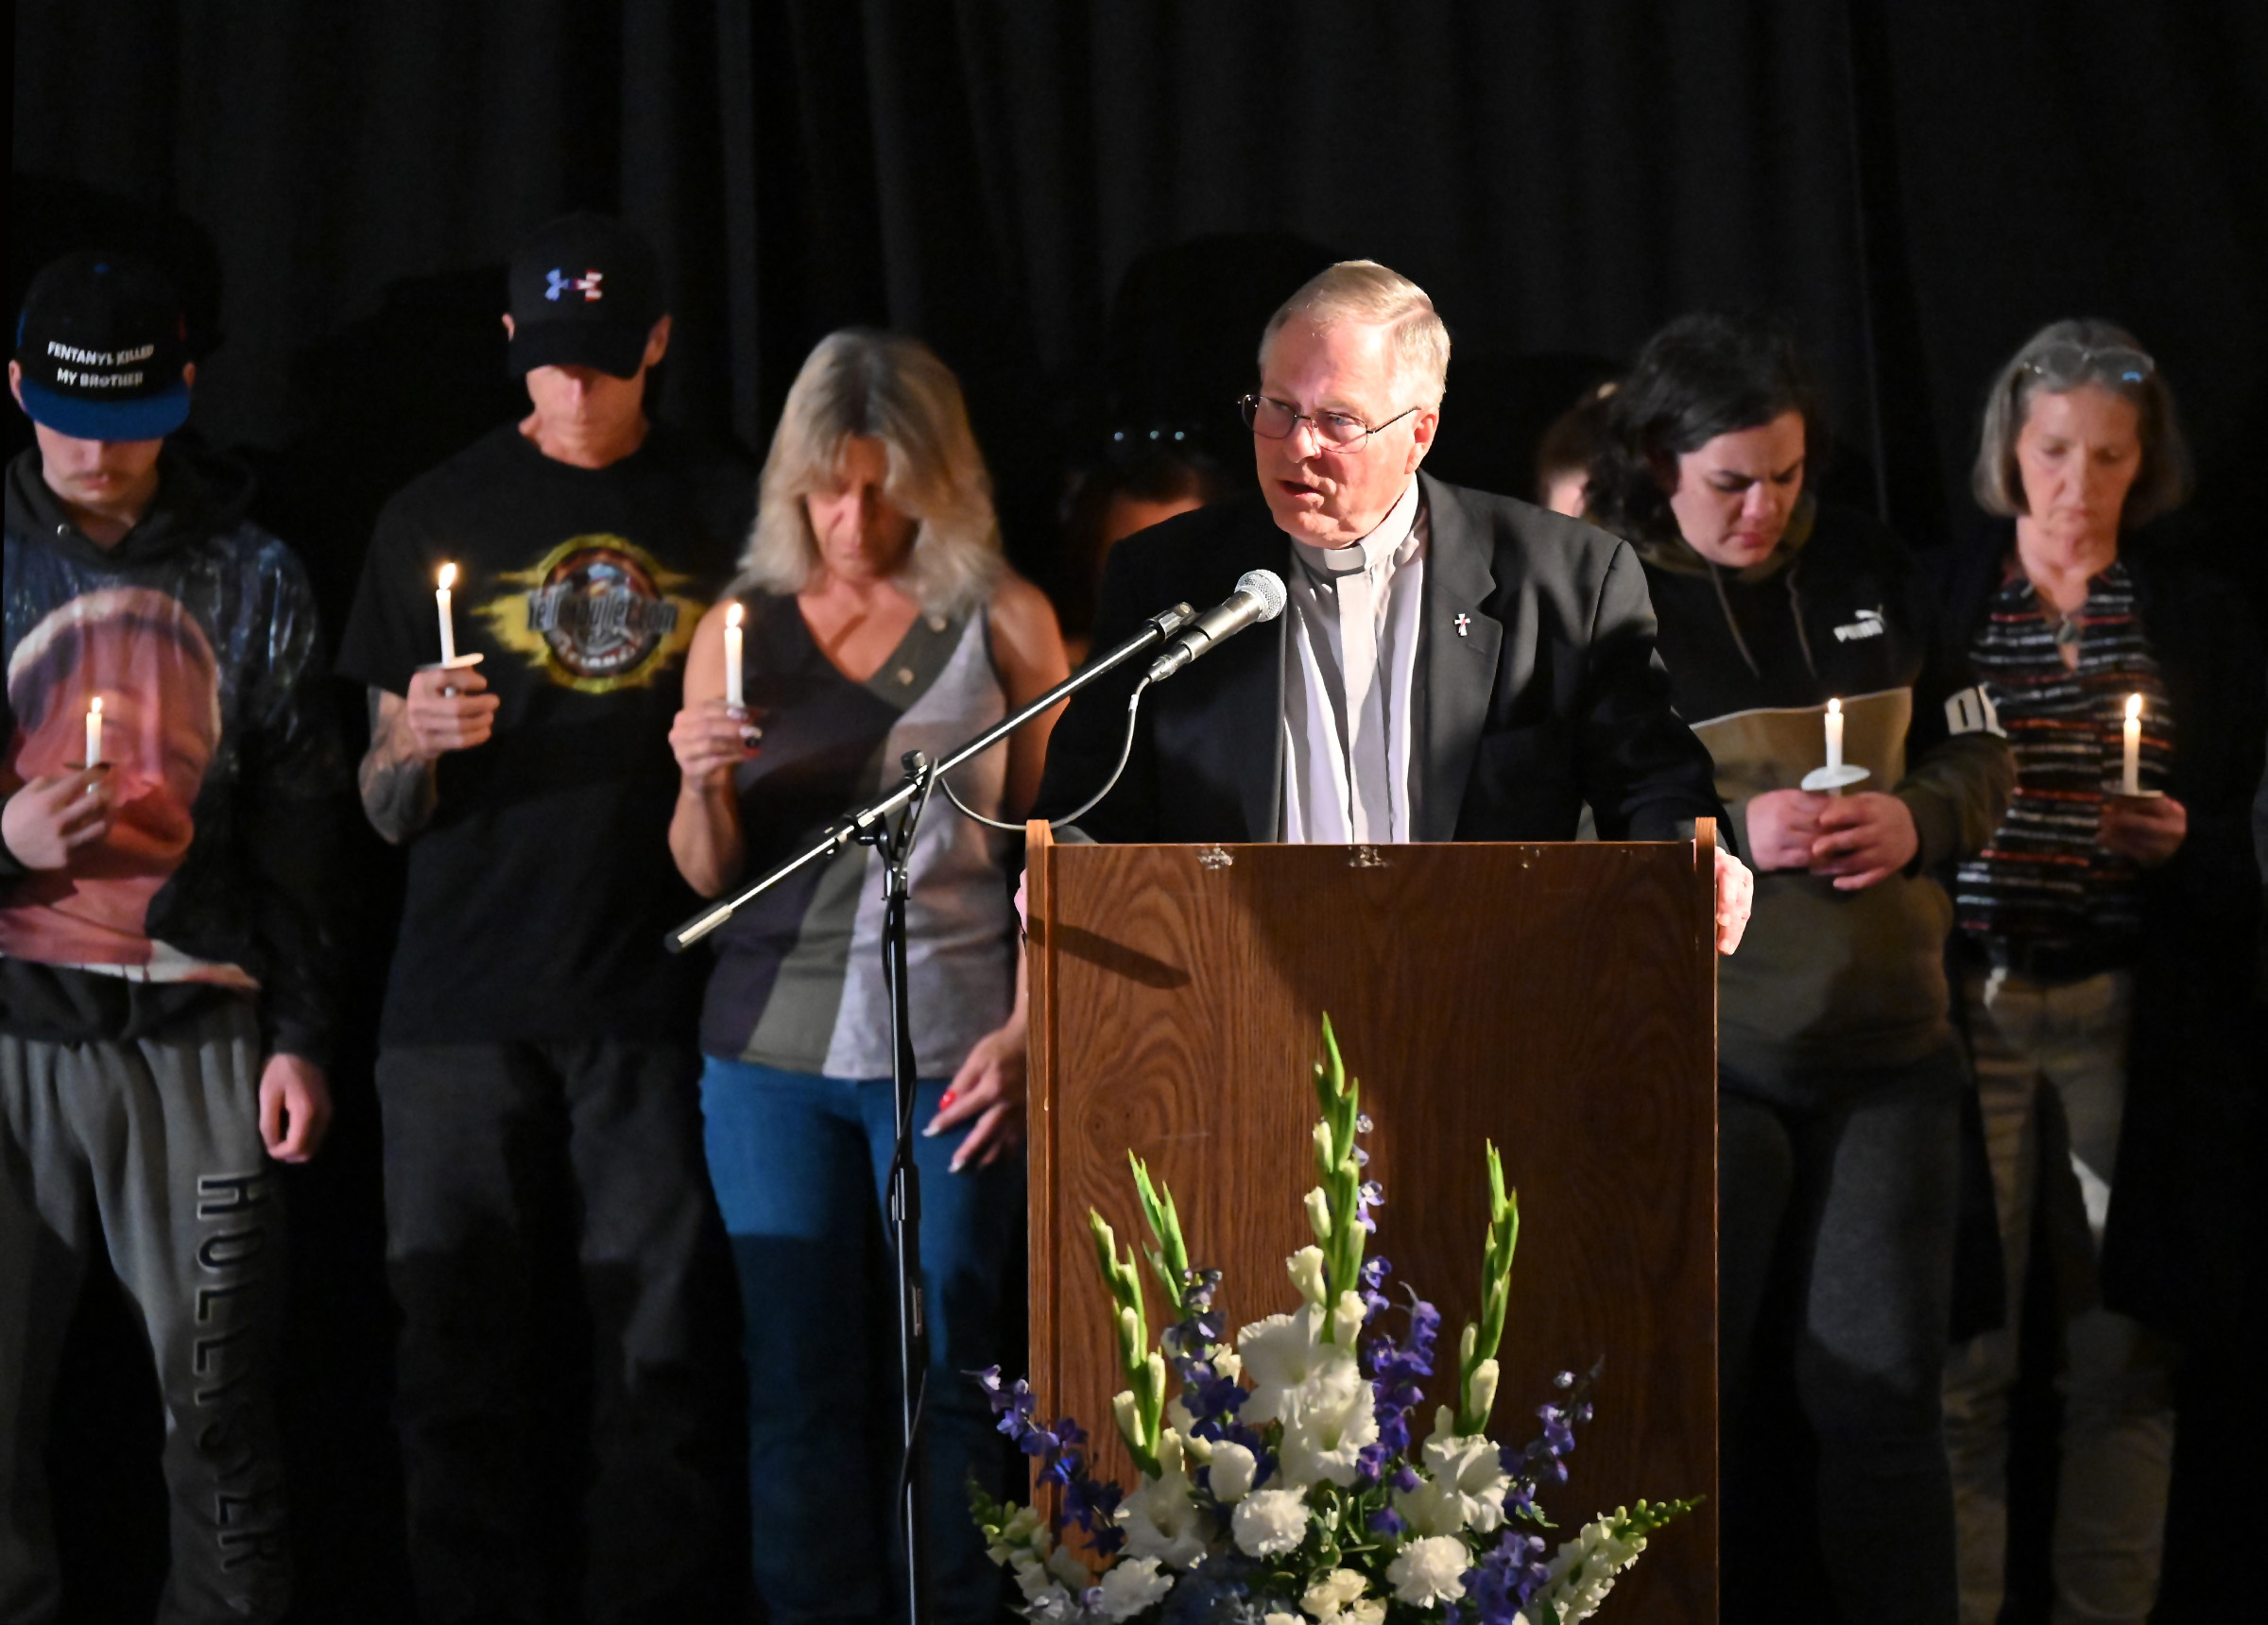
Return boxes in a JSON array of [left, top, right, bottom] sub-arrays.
[[337, 421, 752, 1044]]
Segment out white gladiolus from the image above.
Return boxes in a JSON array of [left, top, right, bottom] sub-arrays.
[[1465, 1356, 1500, 1422], [1213, 1348, 1243, 1382], [1230, 1487, 1310, 1557], [1288, 1245, 1329, 1309], [1209, 1440, 1258, 1503], [1329, 1289, 1365, 1349], [1237, 1305, 1328, 1424], [1394, 1408, 1514, 1535], [1265, 1614, 1302, 1625], [1112, 1391, 1142, 1450], [1094, 1556, 1176, 1620], [1045, 1546, 1091, 1591], [1011, 1553, 1067, 1603], [1385, 1534, 1471, 1605], [1116, 1442, 1212, 1570], [1276, 1352, 1381, 1488], [1306, 1186, 1333, 1241]]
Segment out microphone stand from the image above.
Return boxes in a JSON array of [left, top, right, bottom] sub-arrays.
[[664, 598, 1194, 1625]]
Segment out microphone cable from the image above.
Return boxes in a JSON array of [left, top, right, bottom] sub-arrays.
[[936, 674, 1154, 833]]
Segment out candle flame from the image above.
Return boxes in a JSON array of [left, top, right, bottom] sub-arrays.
[[2125, 693, 2142, 722], [726, 602, 744, 628], [438, 562, 457, 591], [90, 696, 103, 719], [1828, 697, 1842, 717]]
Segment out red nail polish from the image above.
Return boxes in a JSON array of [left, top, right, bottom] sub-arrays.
[[937, 1090, 956, 1109]]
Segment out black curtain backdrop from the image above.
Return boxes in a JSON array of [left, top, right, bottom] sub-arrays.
[[11, 5, 2267, 1623]]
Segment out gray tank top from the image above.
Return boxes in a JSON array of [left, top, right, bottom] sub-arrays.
[[699, 592, 1018, 1078]]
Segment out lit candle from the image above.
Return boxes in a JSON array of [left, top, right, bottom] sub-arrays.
[[724, 602, 745, 710], [84, 695, 103, 767], [436, 562, 458, 664], [2113, 689, 2132, 797], [1824, 697, 1845, 773]]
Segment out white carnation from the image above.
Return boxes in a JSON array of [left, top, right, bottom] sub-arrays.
[[1301, 1567, 1368, 1619], [1231, 1487, 1311, 1557], [1208, 1440, 1258, 1504], [1385, 1534, 1471, 1606], [1095, 1556, 1176, 1621]]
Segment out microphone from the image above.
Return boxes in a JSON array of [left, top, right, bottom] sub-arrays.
[[1145, 569, 1288, 683]]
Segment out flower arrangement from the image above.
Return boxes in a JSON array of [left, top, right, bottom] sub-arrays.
[[971, 1017, 1692, 1625]]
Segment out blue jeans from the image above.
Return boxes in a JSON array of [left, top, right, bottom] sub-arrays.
[[699, 1058, 1021, 1625]]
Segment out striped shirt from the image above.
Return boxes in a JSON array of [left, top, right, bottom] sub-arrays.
[[1954, 558, 2171, 964]]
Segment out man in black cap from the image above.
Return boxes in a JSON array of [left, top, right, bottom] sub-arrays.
[[336, 214, 747, 1624], [1, 250, 341, 1623]]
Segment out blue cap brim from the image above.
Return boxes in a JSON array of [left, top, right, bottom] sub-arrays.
[[19, 377, 191, 442]]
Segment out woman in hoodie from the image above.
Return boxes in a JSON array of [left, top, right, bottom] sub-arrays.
[[1588, 312, 2012, 1625]]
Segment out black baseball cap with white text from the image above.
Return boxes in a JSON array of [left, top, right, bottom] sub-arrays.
[[13, 251, 193, 442], [507, 214, 665, 380]]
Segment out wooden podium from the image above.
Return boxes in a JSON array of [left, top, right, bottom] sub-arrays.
[[1024, 822, 1720, 1623]]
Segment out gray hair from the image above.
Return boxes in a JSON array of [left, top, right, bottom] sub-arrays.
[[736, 329, 1003, 616], [1972, 317, 2192, 526], [1259, 260, 1452, 409]]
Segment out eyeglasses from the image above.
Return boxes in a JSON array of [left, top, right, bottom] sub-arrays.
[[2022, 343, 2156, 387], [1239, 393, 1420, 451]]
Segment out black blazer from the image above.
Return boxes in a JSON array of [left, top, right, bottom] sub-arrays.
[[1034, 471, 1727, 847]]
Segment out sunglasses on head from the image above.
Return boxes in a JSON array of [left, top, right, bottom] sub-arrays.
[[2022, 342, 2156, 387]]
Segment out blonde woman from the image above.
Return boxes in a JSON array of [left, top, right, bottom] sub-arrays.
[[668, 330, 1067, 1623]]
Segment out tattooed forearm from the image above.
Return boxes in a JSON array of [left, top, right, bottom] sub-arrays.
[[360, 689, 438, 844]]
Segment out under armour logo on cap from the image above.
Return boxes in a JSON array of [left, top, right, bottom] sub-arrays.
[[544, 268, 605, 303], [508, 214, 662, 379]]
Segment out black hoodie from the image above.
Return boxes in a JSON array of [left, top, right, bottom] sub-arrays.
[[1634, 500, 2012, 1081], [0, 445, 344, 1062]]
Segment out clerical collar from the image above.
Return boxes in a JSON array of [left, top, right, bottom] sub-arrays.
[[1292, 477, 1421, 578]]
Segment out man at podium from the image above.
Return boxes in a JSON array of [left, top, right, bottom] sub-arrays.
[[1035, 259, 1752, 951]]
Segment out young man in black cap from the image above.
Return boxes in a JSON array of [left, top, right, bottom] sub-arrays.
[[336, 213, 748, 1625], [1, 250, 341, 1623]]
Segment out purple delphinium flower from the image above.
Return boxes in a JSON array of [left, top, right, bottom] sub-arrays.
[[1362, 1285, 1439, 1466], [1462, 1528, 1553, 1625], [1499, 1360, 1602, 1511], [1358, 1256, 1392, 1321], [1367, 1506, 1407, 1536], [1355, 1179, 1385, 1233], [968, 1366, 1125, 1547]]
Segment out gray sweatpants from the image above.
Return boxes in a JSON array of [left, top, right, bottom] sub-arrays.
[[0, 999, 290, 1625]]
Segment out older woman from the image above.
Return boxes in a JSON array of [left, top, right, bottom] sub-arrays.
[[1937, 321, 2263, 1625], [1588, 312, 2010, 1625], [669, 330, 1067, 1624]]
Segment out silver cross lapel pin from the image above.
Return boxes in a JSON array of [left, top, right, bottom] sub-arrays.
[[1453, 613, 1472, 637]]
